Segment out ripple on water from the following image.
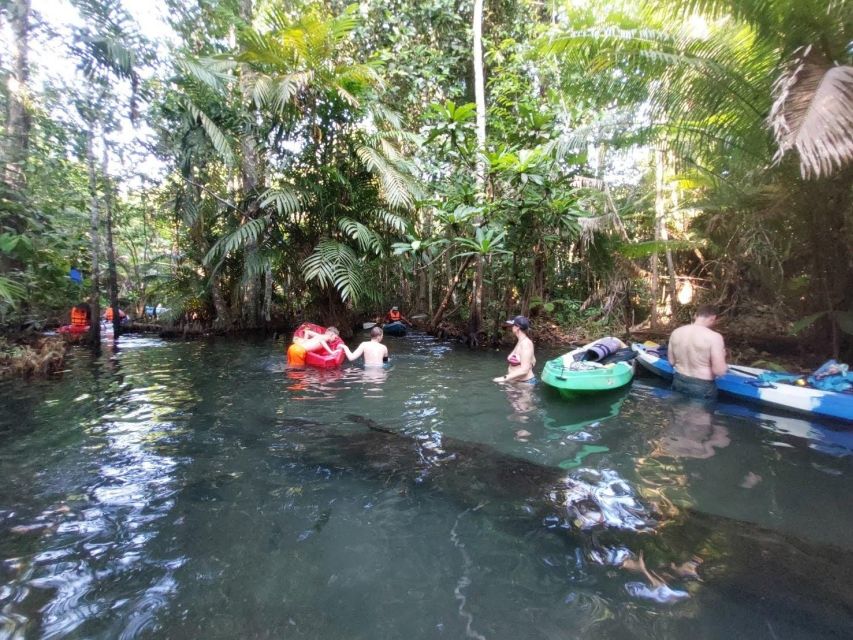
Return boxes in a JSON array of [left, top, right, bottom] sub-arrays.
[[2, 338, 853, 639]]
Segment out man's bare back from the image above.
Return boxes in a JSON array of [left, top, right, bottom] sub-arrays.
[[668, 310, 727, 381], [341, 327, 388, 366]]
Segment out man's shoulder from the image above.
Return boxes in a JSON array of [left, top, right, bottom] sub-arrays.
[[670, 324, 690, 339]]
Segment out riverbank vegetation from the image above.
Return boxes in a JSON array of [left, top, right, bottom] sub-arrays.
[[1, 0, 851, 362]]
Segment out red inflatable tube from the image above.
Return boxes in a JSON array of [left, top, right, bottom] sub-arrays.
[[58, 324, 89, 334], [292, 322, 345, 368]]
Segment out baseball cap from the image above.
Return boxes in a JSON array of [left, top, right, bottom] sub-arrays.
[[505, 315, 530, 330]]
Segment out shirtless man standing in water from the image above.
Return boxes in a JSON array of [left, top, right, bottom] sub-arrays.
[[340, 326, 389, 366], [668, 305, 727, 400]]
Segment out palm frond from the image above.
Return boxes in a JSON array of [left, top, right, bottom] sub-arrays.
[[301, 239, 365, 303], [0, 275, 25, 307], [356, 145, 416, 210], [371, 209, 408, 233], [204, 216, 269, 266], [259, 187, 302, 217], [338, 217, 383, 254], [177, 57, 235, 92], [769, 46, 853, 178], [185, 101, 236, 165], [271, 71, 313, 112]]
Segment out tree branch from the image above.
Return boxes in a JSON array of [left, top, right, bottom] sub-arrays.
[[183, 177, 239, 211]]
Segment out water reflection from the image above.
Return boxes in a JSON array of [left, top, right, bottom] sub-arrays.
[[542, 391, 627, 468], [654, 398, 731, 459], [716, 403, 853, 457], [0, 341, 193, 638], [1, 340, 851, 639], [502, 381, 539, 424], [283, 366, 344, 400]]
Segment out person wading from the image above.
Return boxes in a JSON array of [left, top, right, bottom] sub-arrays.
[[340, 326, 389, 366], [667, 305, 727, 400], [494, 315, 536, 384]]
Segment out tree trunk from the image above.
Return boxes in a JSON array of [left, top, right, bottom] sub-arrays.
[[427, 262, 434, 317], [262, 260, 272, 323], [467, 254, 484, 347], [655, 147, 678, 322], [241, 132, 261, 327], [102, 141, 120, 336], [430, 255, 474, 331], [2, 0, 31, 194], [238, 0, 262, 328], [85, 128, 101, 348], [664, 163, 680, 319], [651, 148, 663, 329], [210, 269, 231, 327], [467, 0, 487, 342], [473, 0, 486, 193], [417, 258, 427, 314]]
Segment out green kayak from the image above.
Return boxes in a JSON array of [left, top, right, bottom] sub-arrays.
[[542, 344, 635, 398]]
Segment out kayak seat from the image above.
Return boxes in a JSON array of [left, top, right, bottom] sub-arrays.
[[599, 348, 639, 366]]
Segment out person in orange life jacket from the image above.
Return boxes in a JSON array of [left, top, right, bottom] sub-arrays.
[[70, 303, 91, 327], [103, 307, 127, 323], [494, 315, 536, 384], [385, 306, 410, 325]]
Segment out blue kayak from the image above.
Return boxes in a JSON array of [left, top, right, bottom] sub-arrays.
[[382, 321, 407, 336], [631, 343, 853, 423]]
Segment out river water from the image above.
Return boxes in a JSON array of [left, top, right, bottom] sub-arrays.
[[1, 333, 852, 639]]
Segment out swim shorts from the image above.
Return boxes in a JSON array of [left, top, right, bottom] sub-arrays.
[[672, 372, 717, 400]]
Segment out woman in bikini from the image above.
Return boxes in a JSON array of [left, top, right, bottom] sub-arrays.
[[493, 315, 536, 383]]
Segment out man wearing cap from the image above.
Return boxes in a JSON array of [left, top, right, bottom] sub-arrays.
[[494, 315, 537, 383], [385, 306, 410, 325]]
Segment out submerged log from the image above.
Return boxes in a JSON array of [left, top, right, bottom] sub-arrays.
[[275, 414, 853, 627]]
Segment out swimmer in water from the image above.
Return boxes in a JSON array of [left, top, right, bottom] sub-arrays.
[[494, 315, 536, 384], [340, 326, 389, 366]]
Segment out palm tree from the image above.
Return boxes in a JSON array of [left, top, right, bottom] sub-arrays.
[[542, 0, 853, 346], [179, 4, 418, 319], [656, 0, 853, 178]]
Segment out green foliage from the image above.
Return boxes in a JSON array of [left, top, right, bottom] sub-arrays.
[[3, 0, 849, 355], [0, 276, 25, 308], [204, 216, 270, 268], [301, 239, 371, 304]]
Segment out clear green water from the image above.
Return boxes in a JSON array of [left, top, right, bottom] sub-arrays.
[[1, 334, 852, 639]]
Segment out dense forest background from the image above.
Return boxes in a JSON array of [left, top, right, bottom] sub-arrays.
[[1, 0, 851, 356]]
